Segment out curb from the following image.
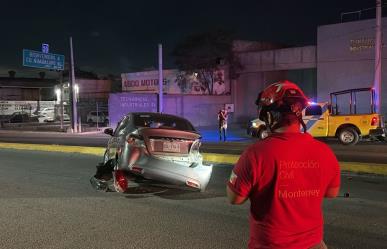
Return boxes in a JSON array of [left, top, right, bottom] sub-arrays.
[[0, 142, 386, 176]]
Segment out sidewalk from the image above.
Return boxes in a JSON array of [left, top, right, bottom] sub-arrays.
[[197, 124, 252, 142]]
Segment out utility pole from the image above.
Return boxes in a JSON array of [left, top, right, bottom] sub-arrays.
[[59, 71, 64, 130], [374, 0, 382, 113], [69, 37, 78, 133], [158, 44, 163, 113]]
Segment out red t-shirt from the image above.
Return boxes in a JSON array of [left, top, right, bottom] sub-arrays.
[[228, 132, 340, 249]]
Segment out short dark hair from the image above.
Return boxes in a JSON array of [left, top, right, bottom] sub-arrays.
[[277, 112, 300, 127]]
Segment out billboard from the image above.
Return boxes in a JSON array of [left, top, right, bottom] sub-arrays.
[[121, 69, 230, 95]]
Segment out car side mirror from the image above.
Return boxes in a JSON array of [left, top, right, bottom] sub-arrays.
[[104, 128, 114, 136]]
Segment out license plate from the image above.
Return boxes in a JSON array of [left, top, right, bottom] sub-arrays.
[[163, 142, 180, 153]]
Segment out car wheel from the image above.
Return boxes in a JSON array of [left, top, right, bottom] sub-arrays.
[[338, 127, 359, 145], [257, 127, 269, 140]]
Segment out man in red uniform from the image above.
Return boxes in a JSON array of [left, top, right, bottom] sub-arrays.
[[227, 80, 340, 249]]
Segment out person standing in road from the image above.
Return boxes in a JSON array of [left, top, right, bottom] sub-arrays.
[[226, 80, 341, 249], [218, 108, 228, 141]]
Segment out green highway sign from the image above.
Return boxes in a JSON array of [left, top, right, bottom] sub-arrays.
[[23, 49, 65, 70]]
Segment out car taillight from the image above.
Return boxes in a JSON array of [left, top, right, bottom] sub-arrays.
[[186, 179, 200, 189], [371, 117, 378, 126], [131, 166, 143, 174], [114, 170, 128, 193]]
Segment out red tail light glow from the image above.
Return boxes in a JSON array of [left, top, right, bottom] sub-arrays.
[[131, 166, 143, 174], [186, 180, 200, 189], [371, 117, 378, 126], [114, 170, 128, 192]]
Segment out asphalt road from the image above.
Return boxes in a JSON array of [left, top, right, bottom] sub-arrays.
[[0, 149, 386, 249], [1, 130, 387, 163]]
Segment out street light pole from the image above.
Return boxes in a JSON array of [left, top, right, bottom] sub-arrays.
[[158, 44, 163, 113], [69, 37, 78, 133], [374, 0, 382, 113], [59, 71, 64, 130]]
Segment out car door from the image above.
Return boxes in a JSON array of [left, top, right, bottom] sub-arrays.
[[106, 116, 130, 160], [303, 104, 329, 137]]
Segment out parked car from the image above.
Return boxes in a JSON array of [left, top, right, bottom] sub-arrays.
[[55, 113, 70, 122], [38, 107, 55, 115], [87, 111, 109, 126], [8, 112, 38, 123], [31, 111, 70, 123], [90, 112, 213, 193], [36, 114, 55, 123]]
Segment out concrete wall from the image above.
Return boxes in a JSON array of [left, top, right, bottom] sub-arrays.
[[163, 95, 232, 127], [238, 46, 316, 73], [317, 18, 387, 117], [108, 93, 232, 128], [232, 46, 317, 123], [77, 79, 112, 100]]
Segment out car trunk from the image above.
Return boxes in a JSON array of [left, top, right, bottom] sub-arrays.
[[139, 128, 200, 156]]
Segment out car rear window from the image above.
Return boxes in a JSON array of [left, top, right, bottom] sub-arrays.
[[133, 114, 195, 131]]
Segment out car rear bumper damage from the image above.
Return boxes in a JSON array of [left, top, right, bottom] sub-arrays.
[[129, 156, 213, 191]]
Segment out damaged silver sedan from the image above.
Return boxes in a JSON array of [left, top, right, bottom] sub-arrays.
[[90, 112, 213, 192]]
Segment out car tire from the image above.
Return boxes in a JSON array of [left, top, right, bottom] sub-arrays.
[[338, 127, 359, 145], [257, 127, 269, 140]]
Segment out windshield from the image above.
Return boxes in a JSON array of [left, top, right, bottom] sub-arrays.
[[133, 114, 195, 131]]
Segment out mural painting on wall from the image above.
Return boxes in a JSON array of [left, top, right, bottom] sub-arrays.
[[121, 69, 229, 95]]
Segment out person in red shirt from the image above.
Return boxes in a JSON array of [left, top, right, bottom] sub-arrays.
[[227, 80, 340, 249]]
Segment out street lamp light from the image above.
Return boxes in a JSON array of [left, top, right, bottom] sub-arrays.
[[73, 83, 81, 132], [55, 88, 61, 104], [74, 84, 79, 101]]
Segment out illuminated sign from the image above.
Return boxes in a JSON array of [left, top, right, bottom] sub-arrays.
[[23, 49, 65, 70]]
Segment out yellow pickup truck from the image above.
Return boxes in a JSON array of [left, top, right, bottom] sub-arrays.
[[247, 88, 386, 145]]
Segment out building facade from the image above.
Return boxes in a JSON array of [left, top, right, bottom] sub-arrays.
[[317, 18, 387, 118]]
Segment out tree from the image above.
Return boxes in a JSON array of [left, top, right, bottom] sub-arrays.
[[172, 29, 241, 95]]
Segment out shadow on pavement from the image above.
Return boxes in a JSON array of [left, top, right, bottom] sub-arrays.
[[122, 165, 231, 200]]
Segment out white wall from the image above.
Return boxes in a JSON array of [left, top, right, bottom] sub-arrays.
[[317, 18, 387, 117]]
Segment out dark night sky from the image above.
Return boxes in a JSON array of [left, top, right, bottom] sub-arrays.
[[0, 0, 380, 78]]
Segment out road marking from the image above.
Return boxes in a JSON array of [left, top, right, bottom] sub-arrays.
[[0, 142, 386, 175], [0, 142, 104, 156]]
